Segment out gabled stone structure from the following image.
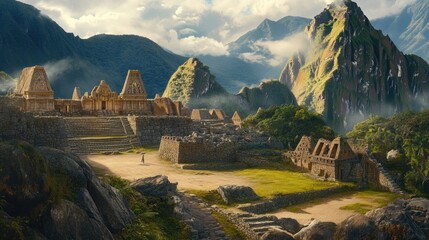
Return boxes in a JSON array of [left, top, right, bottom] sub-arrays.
[[287, 136, 316, 169], [286, 136, 362, 181], [119, 70, 147, 100], [71, 87, 81, 100], [232, 111, 242, 127], [191, 108, 228, 122], [13, 66, 55, 112]]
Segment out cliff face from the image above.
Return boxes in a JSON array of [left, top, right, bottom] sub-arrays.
[[279, 0, 429, 132], [162, 58, 228, 107], [237, 80, 297, 110]]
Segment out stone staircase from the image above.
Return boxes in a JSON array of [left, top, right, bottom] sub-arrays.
[[367, 153, 405, 194], [64, 117, 140, 155]]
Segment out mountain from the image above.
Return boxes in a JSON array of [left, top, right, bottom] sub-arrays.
[[162, 58, 228, 106], [279, 0, 429, 132], [236, 80, 296, 110], [197, 16, 311, 94], [0, 0, 186, 98], [228, 16, 311, 56], [0, 71, 14, 93], [372, 0, 429, 63]]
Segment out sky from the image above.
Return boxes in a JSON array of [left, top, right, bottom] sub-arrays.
[[19, 0, 416, 57]]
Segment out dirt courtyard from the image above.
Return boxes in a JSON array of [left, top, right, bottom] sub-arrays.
[[82, 152, 397, 224], [81, 152, 250, 191]]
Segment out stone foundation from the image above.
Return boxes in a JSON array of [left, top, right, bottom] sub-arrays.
[[159, 136, 236, 163]]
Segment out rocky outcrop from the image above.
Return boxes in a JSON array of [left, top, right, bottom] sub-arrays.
[[217, 185, 260, 205], [336, 214, 379, 240], [0, 141, 135, 239], [162, 58, 228, 107], [279, 0, 429, 132], [294, 219, 337, 240], [365, 198, 428, 240], [275, 218, 301, 234], [237, 80, 297, 110], [261, 228, 294, 240], [131, 175, 177, 197]]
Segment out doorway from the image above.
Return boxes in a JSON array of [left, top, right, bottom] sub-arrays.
[[102, 101, 107, 110]]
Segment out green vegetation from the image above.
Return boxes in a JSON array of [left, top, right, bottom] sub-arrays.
[[233, 168, 353, 198], [243, 105, 335, 149], [211, 211, 247, 240], [339, 203, 373, 214], [188, 190, 226, 206], [132, 146, 160, 153], [103, 175, 190, 240], [347, 111, 429, 195]]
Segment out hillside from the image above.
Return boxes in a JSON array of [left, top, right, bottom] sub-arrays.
[[162, 58, 228, 106], [279, 0, 429, 132], [0, 0, 186, 98], [372, 0, 429, 63]]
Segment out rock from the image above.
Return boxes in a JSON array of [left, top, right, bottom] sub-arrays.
[[336, 214, 379, 240], [39, 147, 135, 233], [365, 202, 427, 240], [387, 149, 400, 161], [0, 142, 136, 239], [275, 217, 301, 234], [0, 142, 48, 215], [131, 175, 177, 197], [43, 200, 113, 240], [261, 228, 294, 240], [217, 185, 260, 205], [294, 219, 336, 240]]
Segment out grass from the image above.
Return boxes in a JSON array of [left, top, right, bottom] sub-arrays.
[[211, 211, 247, 240], [340, 203, 373, 214], [103, 175, 190, 240], [187, 190, 226, 206], [132, 146, 159, 153], [232, 168, 354, 198]]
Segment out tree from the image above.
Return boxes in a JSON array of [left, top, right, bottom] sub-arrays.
[[243, 105, 335, 149]]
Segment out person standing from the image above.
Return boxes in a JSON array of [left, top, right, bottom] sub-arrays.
[[141, 152, 145, 164]]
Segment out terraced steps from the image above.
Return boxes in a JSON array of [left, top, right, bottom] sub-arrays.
[[64, 117, 140, 155]]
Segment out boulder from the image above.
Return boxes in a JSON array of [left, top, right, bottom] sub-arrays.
[[386, 149, 400, 161], [217, 185, 260, 205], [261, 228, 294, 240], [0, 142, 48, 215], [131, 175, 177, 197], [0, 142, 136, 239], [294, 219, 336, 240], [43, 200, 113, 240], [39, 147, 135, 233], [275, 217, 301, 234], [336, 214, 379, 240], [365, 201, 427, 240]]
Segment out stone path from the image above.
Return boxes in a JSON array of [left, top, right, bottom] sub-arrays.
[[174, 193, 229, 240]]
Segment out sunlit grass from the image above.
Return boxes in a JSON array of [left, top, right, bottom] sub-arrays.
[[232, 168, 354, 198], [339, 203, 373, 214]]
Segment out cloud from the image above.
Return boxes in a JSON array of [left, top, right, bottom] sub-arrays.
[[19, 0, 415, 57], [239, 32, 309, 66]]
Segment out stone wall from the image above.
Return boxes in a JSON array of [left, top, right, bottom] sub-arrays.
[[0, 97, 34, 143], [33, 117, 68, 150], [128, 116, 194, 145], [238, 186, 352, 214], [159, 136, 236, 164]]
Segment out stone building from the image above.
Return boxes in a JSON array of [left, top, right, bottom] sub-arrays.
[[232, 111, 242, 127], [10, 66, 183, 116], [13, 66, 55, 112], [286, 136, 362, 181], [191, 108, 227, 121]]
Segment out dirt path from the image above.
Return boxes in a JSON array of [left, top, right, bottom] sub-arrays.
[[271, 196, 374, 224], [82, 152, 250, 191]]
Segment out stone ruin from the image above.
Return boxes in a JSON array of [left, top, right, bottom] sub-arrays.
[[9, 65, 183, 116], [159, 122, 283, 164]]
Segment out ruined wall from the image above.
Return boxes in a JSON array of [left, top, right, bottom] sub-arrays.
[[159, 136, 236, 164], [310, 161, 336, 179], [128, 116, 194, 145]]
